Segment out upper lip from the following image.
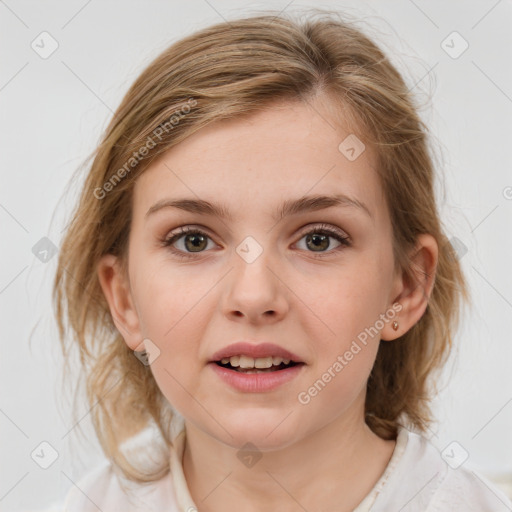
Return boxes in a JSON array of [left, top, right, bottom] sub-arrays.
[[210, 342, 304, 363]]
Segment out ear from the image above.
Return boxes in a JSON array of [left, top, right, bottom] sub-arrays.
[[96, 254, 143, 350], [381, 234, 438, 341]]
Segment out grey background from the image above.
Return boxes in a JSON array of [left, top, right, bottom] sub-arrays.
[[1, 0, 511, 509]]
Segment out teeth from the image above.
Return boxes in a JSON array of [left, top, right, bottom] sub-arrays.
[[239, 355, 254, 368], [255, 357, 274, 369], [220, 355, 293, 369], [229, 356, 240, 367]]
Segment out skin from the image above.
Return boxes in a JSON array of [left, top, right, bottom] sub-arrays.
[[98, 95, 438, 512]]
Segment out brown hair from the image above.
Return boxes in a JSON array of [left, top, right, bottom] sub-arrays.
[[53, 9, 468, 482]]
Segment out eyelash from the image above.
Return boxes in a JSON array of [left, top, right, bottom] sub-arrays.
[[162, 224, 352, 259], [162, 224, 351, 260]]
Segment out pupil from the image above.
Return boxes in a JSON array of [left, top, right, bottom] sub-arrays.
[[307, 233, 328, 251], [185, 234, 207, 252]]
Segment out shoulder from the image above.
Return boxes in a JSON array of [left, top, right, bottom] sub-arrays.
[[369, 427, 512, 512], [60, 460, 180, 512], [428, 458, 512, 511], [37, 420, 187, 512]]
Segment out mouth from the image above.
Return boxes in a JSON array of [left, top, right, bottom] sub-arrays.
[[209, 343, 306, 392], [214, 355, 303, 374]]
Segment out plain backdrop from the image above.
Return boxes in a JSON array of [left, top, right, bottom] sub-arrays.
[[1, 0, 511, 510]]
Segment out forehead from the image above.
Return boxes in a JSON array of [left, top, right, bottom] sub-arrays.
[[133, 99, 385, 222]]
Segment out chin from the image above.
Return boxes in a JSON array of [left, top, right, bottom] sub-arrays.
[[207, 407, 301, 451]]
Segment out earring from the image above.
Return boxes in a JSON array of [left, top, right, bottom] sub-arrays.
[[392, 321, 399, 331]]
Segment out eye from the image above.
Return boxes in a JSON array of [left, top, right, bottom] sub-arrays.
[[162, 226, 216, 259], [295, 224, 351, 256], [162, 223, 351, 260]]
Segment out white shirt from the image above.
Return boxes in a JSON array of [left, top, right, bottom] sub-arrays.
[[40, 416, 512, 512]]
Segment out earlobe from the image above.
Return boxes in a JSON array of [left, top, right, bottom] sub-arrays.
[[96, 254, 143, 350], [380, 302, 404, 341], [381, 234, 438, 341]]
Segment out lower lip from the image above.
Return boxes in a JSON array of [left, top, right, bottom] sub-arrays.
[[208, 362, 305, 392]]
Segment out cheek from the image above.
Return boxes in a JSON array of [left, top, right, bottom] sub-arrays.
[[296, 319, 380, 425], [310, 262, 389, 346], [144, 312, 209, 420], [130, 262, 219, 408], [132, 257, 217, 338], [298, 258, 389, 401]]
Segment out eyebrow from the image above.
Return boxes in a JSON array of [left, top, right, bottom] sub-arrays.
[[145, 194, 373, 222]]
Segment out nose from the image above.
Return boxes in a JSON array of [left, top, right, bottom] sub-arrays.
[[222, 242, 289, 324]]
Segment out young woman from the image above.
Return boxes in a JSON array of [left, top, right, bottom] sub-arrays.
[[50, 10, 512, 511]]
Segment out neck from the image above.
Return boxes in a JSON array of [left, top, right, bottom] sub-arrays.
[[182, 405, 396, 512]]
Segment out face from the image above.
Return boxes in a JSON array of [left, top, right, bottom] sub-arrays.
[[109, 98, 404, 450]]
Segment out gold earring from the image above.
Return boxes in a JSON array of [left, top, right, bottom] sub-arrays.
[[392, 321, 399, 331]]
